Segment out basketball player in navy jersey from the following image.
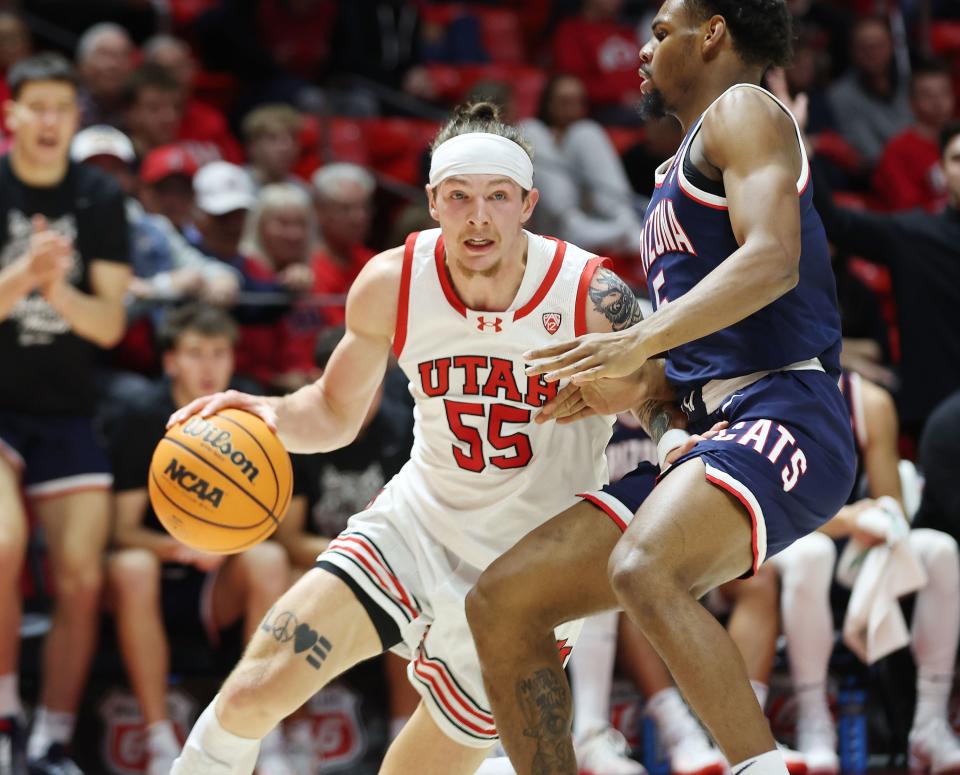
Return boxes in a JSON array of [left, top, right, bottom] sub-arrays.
[[466, 3, 857, 775]]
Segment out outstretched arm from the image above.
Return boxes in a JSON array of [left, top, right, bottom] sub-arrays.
[[169, 247, 403, 454], [526, 88, 806, 383]]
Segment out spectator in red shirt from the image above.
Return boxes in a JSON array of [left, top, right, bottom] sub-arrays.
[[873, 60, 956, 212], [240, 103, 306, 192], [550, 0, 643, 124], [141, 34, 244, 164], [241, 183, 323, 392], [310, 163, 376, 325], [138, 144, 200, 234], [76, 22, 135, 129]]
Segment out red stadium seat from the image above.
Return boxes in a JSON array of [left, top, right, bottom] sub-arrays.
[[931, 21, 960, 56], [604, 126, 647, 155], [476, 8, 524, 64], [425, 64, 546, 118]]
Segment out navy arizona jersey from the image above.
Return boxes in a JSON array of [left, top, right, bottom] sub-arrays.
[[638, 83, 842, 397]]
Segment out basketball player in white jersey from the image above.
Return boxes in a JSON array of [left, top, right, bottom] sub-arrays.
[[166, 102, 672, 775]]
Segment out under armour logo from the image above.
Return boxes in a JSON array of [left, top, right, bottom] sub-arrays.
[[476, 316, 503, 333]]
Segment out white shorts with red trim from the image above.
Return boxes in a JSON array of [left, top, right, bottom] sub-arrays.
[[318, 483, 583, 747]]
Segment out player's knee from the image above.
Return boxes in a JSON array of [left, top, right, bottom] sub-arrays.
[[742, 563, 779, 606], [781, 533, 836, 595], [106, 549, 161, 601], [220, 656, 285, 727], [608, 541, 666, 614], [55, 565, 103, 613], [912, 529, 959, 574]]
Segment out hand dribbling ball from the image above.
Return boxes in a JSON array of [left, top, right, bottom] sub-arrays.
[[149, 408, 292, 553]]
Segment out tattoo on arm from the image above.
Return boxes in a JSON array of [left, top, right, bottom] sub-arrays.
[[516, 668, 577, 775], [589, 268, 644, 331], [634, 399, 676, 443]]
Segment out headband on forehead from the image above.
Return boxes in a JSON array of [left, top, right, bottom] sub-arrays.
[[429, 132, 533, 191]]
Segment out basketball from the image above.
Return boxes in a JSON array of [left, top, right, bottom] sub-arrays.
[[148, 408, 293, 554]]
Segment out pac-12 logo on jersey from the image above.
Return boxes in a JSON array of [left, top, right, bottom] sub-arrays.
[[542, 312, 562, 335]]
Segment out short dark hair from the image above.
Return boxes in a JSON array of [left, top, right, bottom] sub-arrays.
[[159, 304, 238, 353], [911, 57, 953, 88], [7, 52, 79, 100], [687, 0, 793, 68], [123, 62, 181, 108], [940, 121, 960, 155]]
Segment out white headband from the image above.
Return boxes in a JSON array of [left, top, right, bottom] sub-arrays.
[[429, 132, 533, 190]]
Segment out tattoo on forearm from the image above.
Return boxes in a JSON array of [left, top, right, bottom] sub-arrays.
[[517, 668, 577, 775], [589, 268, 644, 331], [259, 607, 333, 670], [634, 399, 675, 443]]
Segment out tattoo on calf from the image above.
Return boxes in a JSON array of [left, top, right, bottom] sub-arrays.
[[517, 668, 576, 775], [589, 268, 644, 331], [259, 607, 333, 670], [635, 399, 675, 443]]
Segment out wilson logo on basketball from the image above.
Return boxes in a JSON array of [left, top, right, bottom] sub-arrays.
[[163, 458, 225, 507], [542, 312, 561, 335], [181, 416, 260, 483]]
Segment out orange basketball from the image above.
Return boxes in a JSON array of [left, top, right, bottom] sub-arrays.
[[148, 408, 293, 554]]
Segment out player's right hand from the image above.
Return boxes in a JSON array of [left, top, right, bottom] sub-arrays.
[[167, 389, 279, 432], [662, 421, 728, 467]]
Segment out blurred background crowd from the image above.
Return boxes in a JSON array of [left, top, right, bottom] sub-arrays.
[[3, 0, 960, 773]]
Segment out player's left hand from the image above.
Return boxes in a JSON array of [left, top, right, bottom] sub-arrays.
[[524, 326, 650, 384], [662, 421, 728, 467], [537, 371, 655, 424]]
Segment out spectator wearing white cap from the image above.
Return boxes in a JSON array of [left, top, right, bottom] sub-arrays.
[[188, 161, 290, 388], [72, 126, 239, 315]]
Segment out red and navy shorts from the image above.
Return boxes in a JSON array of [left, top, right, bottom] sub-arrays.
[[580, 370, 856, 576]]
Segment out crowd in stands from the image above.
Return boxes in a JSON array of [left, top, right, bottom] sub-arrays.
[[0, 0, 958, 773]]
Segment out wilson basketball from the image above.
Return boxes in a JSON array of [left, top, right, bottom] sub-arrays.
[[148, 408, 293, 554]]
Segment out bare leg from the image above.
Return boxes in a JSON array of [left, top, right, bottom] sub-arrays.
[[33, 489, 111, 713], [104, 549, 169, 725], [209, 540, 290, 642], [467, 501, 623, 775], [0, 457, 26, 687], [609, 459, 776, 765], [719, 564, 780, 688], [379, 701, 493, 775]]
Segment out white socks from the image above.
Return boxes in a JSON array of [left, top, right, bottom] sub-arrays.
[[147, 719, 181, 758], [27, 707, 75, 760], [569, 610, 618, 739], [751, 681, 769, 712], [730, 749, 789, 775], [646, 687, 692, 734], [475, 756, 517, 774], [796, 683, 831, 725], [172, 698, 261, 775], [0, 674, 21, 718], [915, 675, 953, 731]]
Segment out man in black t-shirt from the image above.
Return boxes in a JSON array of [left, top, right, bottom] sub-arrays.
[[0, 53, 131, 774], [104, 305, 292, 775]]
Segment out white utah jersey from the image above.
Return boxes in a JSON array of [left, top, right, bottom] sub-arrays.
[[390, 228, 614, 569]]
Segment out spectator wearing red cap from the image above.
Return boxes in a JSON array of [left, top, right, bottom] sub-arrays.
[[873, 60, 957, 212], [310, 163, 376, 326], [73, 127, 238, 311], [549, 0, 643, 124], [141, 34, 243, 164], [138, 144, 200, 234]]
